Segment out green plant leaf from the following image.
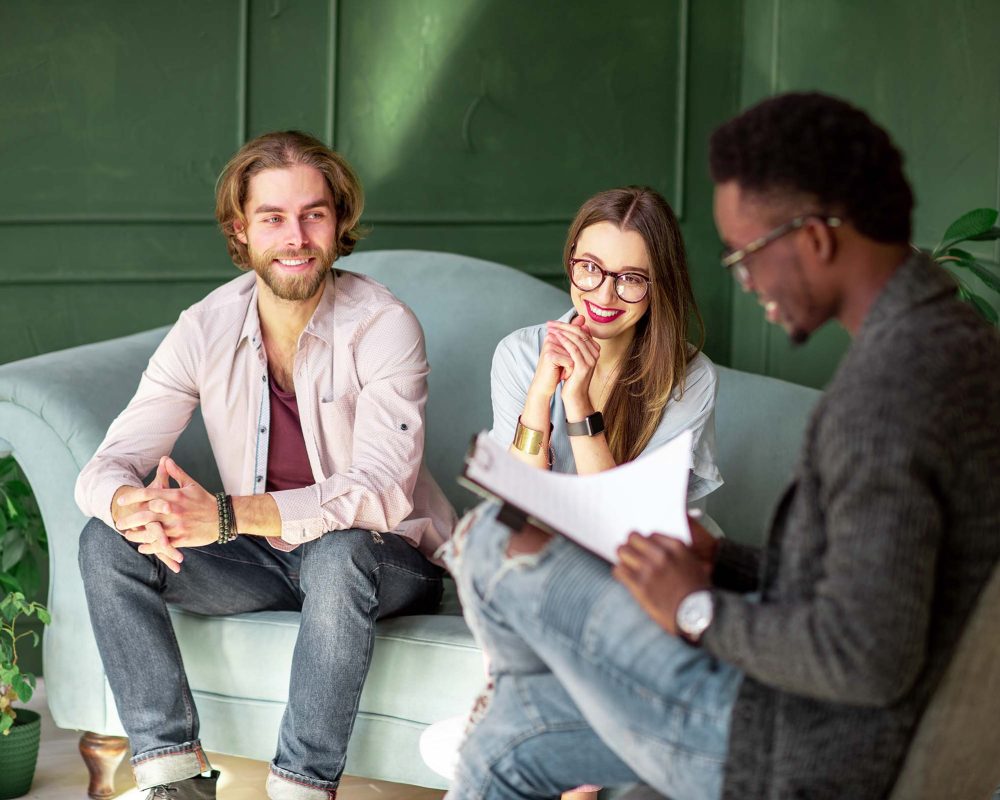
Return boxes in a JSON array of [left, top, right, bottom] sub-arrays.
[[968, 293, 999, 325], [0, 573, 21, 594], [967, 226, 1000, 242], [3, 480, 30, 499], [968, 263, 1000, 296], [0, 714, 12, 735], [11, 673, 33, 703], [11, 559, 40, 601], [3, 496, 17, 522], [939, 247, 977, 263], [0, 532, 26, 572], [937, 208, 999, 252], [35, 607, 51, 625]]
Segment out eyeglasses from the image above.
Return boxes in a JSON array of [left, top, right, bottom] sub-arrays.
[[568, 258, 651, 303], [721, 215, 841, 290]]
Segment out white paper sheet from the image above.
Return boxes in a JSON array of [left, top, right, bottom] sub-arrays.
[[461, 429, 693, 562]]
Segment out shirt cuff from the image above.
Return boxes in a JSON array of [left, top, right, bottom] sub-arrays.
[[90, 472, 143, 531], [269, 485, 327, 544]]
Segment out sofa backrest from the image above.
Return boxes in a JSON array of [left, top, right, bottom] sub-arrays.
[[0, 248, 822, 545], [340, 249, 571, 514], [344, 250, 824, 542], [707, 366, 821, 546]]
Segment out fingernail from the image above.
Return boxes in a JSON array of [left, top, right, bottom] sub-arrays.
[[688, 508, 703, 518]]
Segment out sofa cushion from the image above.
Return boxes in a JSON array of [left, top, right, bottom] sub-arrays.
[[169, 580, 482, 727]]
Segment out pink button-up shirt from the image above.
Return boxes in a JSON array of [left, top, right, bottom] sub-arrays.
[[75, 269, 456, 558]]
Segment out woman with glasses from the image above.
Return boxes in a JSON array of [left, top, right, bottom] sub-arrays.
[[421, 187, 722, 793], [492, 185, 722, 497]]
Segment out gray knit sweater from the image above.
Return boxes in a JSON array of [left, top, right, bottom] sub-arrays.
[[703, 254, 1000, 799]]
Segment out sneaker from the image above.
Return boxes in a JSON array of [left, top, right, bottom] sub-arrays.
[[145, 770, 220, 799]]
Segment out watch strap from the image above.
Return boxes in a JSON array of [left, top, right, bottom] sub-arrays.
[[565, 411, 605, 437]]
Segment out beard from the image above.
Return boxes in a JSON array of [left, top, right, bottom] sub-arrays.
[[248, 245, 337, 301]]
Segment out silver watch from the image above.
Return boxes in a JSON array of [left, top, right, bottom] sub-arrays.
[[676, 589, 714, 644]]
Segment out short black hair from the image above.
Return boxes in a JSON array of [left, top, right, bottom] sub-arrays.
[[709, 92, 913, 243]]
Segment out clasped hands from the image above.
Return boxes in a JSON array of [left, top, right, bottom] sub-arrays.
[[112, 456, 220, 573], [533, 315, 600, 412]]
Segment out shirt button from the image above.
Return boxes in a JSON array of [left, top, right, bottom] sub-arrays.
[[260, 427, 267, 434], [256, 475, 263, 483], [262, 375, 267, 383], [400, 423, 408, 431]]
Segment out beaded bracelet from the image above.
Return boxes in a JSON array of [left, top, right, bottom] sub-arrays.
[[214, 491, 238, 544]]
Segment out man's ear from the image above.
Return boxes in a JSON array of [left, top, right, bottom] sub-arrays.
[[804, 218, 837, 263], [233, 218, 248, 245]]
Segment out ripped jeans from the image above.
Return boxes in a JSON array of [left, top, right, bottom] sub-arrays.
[[79, 518, 443, 800], [443, 502, 742, 800]]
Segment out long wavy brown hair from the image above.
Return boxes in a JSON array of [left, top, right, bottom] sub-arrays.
[[563, 187, 705, 464], [215, 130, 366, 270]]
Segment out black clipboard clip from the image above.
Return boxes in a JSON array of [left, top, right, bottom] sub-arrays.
[[496, 502, 529, 532]]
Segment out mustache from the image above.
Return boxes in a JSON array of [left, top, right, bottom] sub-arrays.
[[264, 248, 324, 261]]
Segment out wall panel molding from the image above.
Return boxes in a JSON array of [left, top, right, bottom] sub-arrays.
[[0, 274, 235, 287], [326, 0, 339, 145], [673, 0, 690, 219], [237, 0, 250, 146], [0, 215, 216, 225]]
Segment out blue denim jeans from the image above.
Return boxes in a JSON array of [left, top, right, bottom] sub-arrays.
[[444, 503, 742, 800], [79, 518, 443, 800]]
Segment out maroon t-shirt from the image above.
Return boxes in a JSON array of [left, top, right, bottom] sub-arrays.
[[266, 375, 315, 493]]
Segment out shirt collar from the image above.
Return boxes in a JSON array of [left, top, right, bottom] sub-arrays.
[[856, 250, 957, 340], [236, 270, 338, 352], [300, 270, 338, 347], [238, 277, 263, 350]]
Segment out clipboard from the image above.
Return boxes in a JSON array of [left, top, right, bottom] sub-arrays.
[[459, 430, 693, 563]]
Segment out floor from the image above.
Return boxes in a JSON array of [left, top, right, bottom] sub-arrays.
[[21, 679, 446, 800]]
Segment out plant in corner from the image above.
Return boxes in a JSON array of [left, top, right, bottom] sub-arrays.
[[0, 455, 50, 799], [928, 207, 1000, 325]]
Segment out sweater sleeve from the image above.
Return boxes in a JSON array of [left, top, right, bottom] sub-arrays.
[[712, 539, 762, 593], [702, 397, 948, 707]]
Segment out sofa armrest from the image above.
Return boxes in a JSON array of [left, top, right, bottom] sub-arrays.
[[0, 327, 217, 733], [888, 561, 1000, 799]]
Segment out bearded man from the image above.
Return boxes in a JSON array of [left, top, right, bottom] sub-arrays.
[[75, 130, 455, 800]]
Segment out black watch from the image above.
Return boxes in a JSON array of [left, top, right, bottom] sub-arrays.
[[565, 411, 605, 437]]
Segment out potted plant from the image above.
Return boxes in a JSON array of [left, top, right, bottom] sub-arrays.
[[0, 455, 50, 799], [928, 207, 1000, 325], [0, 592, 49, 798]]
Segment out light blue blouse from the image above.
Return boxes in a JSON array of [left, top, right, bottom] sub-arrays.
[[488, 309, 723, 502]]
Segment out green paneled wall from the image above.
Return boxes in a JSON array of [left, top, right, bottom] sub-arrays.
[[733, 0, 1000, 388], [0, 0, 741, 369], [3, 0, 996, 383]]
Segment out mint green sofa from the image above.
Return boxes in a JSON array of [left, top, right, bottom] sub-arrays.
[[13, 250, 987, 796]]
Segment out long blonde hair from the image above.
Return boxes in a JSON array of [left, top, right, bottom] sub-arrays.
[[563, 187, 704, 464]]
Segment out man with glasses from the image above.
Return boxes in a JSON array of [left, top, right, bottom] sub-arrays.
[[445, 93, 1000, 800]]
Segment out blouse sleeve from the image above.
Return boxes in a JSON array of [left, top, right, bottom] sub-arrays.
[[640, 352, 723, 502], [488, 326, 543, 448]]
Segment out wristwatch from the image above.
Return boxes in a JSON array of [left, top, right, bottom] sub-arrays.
[[676, 589, 714, 644], [565, 411, 605, 437]]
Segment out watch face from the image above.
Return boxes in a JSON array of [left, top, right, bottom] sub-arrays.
[[678, 590, 713, 640]]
